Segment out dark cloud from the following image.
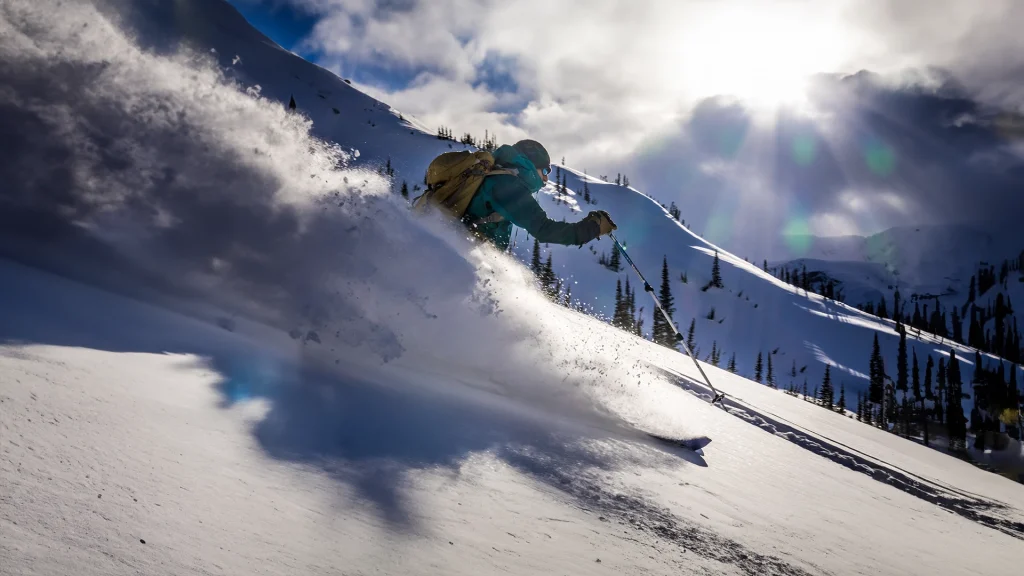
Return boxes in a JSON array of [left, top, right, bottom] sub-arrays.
[[624, 73, 1024, 257]]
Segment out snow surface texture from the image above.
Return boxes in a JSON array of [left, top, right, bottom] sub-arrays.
[[2, 0, 1024, 574]]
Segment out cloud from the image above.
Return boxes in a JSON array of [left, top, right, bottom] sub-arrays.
[[809, 212, 860, 237], [618, 75, 1024, 254], [266, 0, 1024, 164]]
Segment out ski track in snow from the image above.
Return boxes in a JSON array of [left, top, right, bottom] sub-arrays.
[[502, 442, 818, 576], [664, 367, 1024, 540]]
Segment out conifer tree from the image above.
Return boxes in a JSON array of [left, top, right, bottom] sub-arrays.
[[869, 332, 885, 405], [893, 288, 902, 324], [613, 279, 624, 328], [608, 244, 621, 271], [288, 94, 296, 110], [802, 378, 808, 400], [969, 309, 981, 348], [400, 180, 409, 199], [541, 254, 556, 298], [685, 318, 696, 352], [653, 257, 677, 349], [531, 238, 542, 275], [625, 277, 636, 325], [912, 348, 921, 401], [727, 352, 737, 373], [897, 327, 908, 395], [583, 172, 591, 203], [767, 354, 776, 388], [946, 350, 967, 451], [838, 382, 846, 412], [710, 341, 720, 367], [711, 251, 724, 288], [935, 358, 946, 424], [820, 365, 834, 410], [857, 392, 864, 421], [755, 351, 764, 383], [924, 354, 934, 401], [971, 350, 987, 415]]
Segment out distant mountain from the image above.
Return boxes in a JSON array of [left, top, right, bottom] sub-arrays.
[[771, 224, 1023, 299]]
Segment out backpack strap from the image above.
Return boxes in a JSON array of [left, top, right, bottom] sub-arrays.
[[466, 167, 520, 226]]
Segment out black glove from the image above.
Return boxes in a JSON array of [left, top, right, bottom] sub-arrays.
[[584, 210, 617, 237]]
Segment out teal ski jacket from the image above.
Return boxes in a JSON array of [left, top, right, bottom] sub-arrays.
[[464, 145, 602, 250]]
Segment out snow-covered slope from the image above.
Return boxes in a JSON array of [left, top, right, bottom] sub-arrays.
[[512, 170, 1021, 420], [5, 242, 1024, 576], [2, 1, 1024, 574]]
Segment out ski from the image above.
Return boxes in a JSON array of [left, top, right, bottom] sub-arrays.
[[646, 433, 712, 453]]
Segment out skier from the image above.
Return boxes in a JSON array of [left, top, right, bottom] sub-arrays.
[[417, 139, 617, 251], [464, 139, 617, 250]]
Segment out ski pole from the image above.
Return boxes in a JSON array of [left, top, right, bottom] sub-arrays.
[[609, 232, 726, 405]]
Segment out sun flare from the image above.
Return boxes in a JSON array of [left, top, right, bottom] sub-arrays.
[[678, 4, 847, 112]]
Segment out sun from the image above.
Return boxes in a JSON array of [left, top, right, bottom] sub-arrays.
[[678, 4, 846, 112]]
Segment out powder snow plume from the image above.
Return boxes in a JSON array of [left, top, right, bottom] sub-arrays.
[[0, 0, 689, 442]]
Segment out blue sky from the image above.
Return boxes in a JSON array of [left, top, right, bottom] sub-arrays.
[[227, 0, 319, 60]]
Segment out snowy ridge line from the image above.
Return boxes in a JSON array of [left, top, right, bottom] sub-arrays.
[[656, 366, 1024, 540]]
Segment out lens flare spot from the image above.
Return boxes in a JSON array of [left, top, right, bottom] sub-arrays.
[[792, 135, 817, 165], [864, 142, 896, 176], [782, 217, 812, 255], [704, 212, 733, 245]]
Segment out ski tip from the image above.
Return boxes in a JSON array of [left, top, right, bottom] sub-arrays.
[[647, 433, 712, 452]]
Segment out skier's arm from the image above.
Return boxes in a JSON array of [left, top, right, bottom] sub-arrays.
[[489, 179, 602, 246]]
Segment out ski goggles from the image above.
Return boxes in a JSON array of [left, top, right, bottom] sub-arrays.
[[541, 166, 552, 176]]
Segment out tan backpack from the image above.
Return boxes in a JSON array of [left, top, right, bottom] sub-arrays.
[[411, 150, 517, 221]]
